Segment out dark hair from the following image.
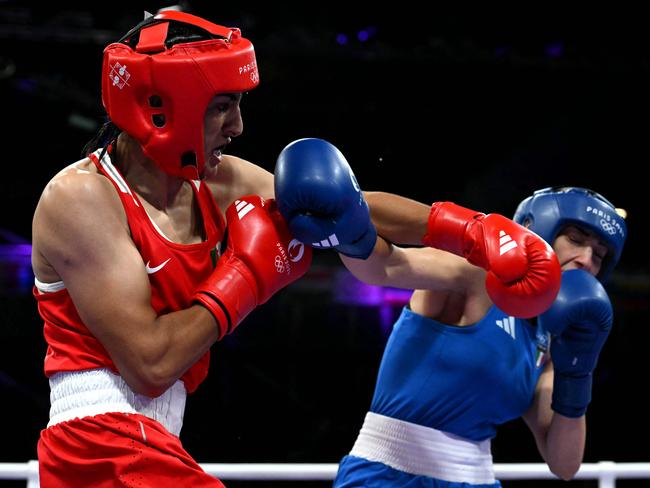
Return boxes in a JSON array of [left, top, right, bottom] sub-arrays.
[[122, 21, 213, 49], [82, 17, 218, 159], [81, 120, 120, 158]]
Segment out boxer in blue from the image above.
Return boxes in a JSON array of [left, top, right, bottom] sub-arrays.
[[274, 139, 626, 487]]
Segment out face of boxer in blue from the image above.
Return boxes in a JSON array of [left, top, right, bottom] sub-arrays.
[[552, 225, 609, 277], [513, 187, 626, 283]]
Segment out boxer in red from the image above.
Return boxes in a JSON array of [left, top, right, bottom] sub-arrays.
[[31, 10, 310, 487]]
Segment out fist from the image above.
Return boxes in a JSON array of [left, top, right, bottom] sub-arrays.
[[424, 202, 561, 318], [540, 269, 613, 417], [274, 138, 377, 259]]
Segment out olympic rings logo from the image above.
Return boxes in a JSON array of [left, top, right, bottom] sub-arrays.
[[274, 255, 285, 273], [600, 219, 617, 235]]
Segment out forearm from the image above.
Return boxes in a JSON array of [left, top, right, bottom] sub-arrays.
[[365, 191, 431, 245], [542, 414, 586, 480], [340, 236, 469, 290], [114, 305, 220, 397]]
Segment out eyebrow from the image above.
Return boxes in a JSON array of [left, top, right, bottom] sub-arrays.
[[569, 226, 608, 250]]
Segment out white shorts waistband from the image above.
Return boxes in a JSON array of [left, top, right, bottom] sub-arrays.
[[48, 368, 187, 436], [349, 412, 495, 484]]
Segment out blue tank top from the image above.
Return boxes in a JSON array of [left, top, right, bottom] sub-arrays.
[[370, 306, 547, 441]]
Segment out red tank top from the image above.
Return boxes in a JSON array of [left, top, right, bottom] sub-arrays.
[[34, 149, 225, 393]]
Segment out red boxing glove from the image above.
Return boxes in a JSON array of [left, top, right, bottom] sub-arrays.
[[194, 195, 312, 339], [423, 202, 561, 318]]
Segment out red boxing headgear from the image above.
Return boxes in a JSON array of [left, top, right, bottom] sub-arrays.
[[101, 10, 259, 180]]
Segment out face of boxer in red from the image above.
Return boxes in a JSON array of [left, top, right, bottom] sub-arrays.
[[102, 11, 259, 180], [203, 93, 244, 172]]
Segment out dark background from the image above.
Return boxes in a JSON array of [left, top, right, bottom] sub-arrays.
[[1, 2, 648, 486]]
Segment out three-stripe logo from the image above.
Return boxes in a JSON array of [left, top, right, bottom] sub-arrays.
[[235, 199, 256, 220], [311, 233, 340, 249], [499, 230, 518, 255], [496, 316, 516, 339]]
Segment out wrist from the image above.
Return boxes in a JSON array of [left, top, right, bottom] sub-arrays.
[[552, 371, 592, 418], [193, 260, 258, 339], [335, 222, 378, 259], [193, 294, 231, 340], [422, 202, 479, 255]]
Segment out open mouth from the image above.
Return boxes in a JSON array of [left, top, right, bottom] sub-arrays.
[[210, 143, 228, 164]]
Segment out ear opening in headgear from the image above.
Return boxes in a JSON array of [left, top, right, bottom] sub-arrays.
[[151, 114, 166, 128], [181, 152, 197, 168], [149, 95, 163, 107]]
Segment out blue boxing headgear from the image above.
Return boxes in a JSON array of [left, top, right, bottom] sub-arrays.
[[513, 187, 626, 282]]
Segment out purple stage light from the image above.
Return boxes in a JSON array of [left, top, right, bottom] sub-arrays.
[[334, 269, 412, 332], [545, 42, 564, 58], [0, 243, 33, 294]]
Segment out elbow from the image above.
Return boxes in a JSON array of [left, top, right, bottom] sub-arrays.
[[118, 354, 178, 398], [126, 370, 175, 398], [127, 376, 174, 398], [136, 379, 172, 398], [550, 463, 580, 481]]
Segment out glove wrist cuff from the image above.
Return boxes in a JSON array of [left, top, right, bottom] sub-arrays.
[[422, 202, 481, 257], [552, 372, 592, 418], [336, 224, 378, 259], [193, 260, 258, 338], [193, 293, 231, 340]]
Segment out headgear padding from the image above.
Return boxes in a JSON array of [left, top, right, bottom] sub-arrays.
[[514, 186, 626, 282], [101, 10, 259, 179]]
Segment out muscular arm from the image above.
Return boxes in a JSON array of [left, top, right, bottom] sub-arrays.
[[340, 235, 481, 293], [208, 154, 274, 213], [33, 172, 220, 397], [522, 362, 586, 480], [364, 191, 431, 245]]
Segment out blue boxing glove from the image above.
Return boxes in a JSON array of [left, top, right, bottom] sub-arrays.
[[274, 138, 377, 259], [539, 269, 613, 418]]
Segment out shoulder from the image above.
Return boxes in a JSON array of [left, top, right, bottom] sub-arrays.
[[32, 158, 130, 280], [34, 160, 128, 247], [204, 154, 274, 210], [38, 160, 122, 217]]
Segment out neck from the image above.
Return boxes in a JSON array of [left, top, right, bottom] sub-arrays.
[[114, 133, 186, 209]]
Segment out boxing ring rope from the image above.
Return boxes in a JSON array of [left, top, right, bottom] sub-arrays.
[[1, 462, 650, 487]]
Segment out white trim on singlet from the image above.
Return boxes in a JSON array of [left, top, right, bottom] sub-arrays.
[[95, 148, 172, 241], [93, 149, 140, 207], [48, 368, 187, 436], [146, 214, 174, 242], [34, 277, 65, 293], [94, 150, 205, 244], [349, 412, 495, 484]]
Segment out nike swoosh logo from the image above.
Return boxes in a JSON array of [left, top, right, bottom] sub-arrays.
[[145, 258, 171, 275]]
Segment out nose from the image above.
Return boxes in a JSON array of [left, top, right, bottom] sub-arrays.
[[573, 246, 598, 275], [223, 104, 243, 138]]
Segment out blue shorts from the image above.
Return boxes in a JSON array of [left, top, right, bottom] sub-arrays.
[[333, 455, 502, 488]]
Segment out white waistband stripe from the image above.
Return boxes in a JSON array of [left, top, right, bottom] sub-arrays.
[[48, 368, 187, 436], [349, 412, 495, 484]]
